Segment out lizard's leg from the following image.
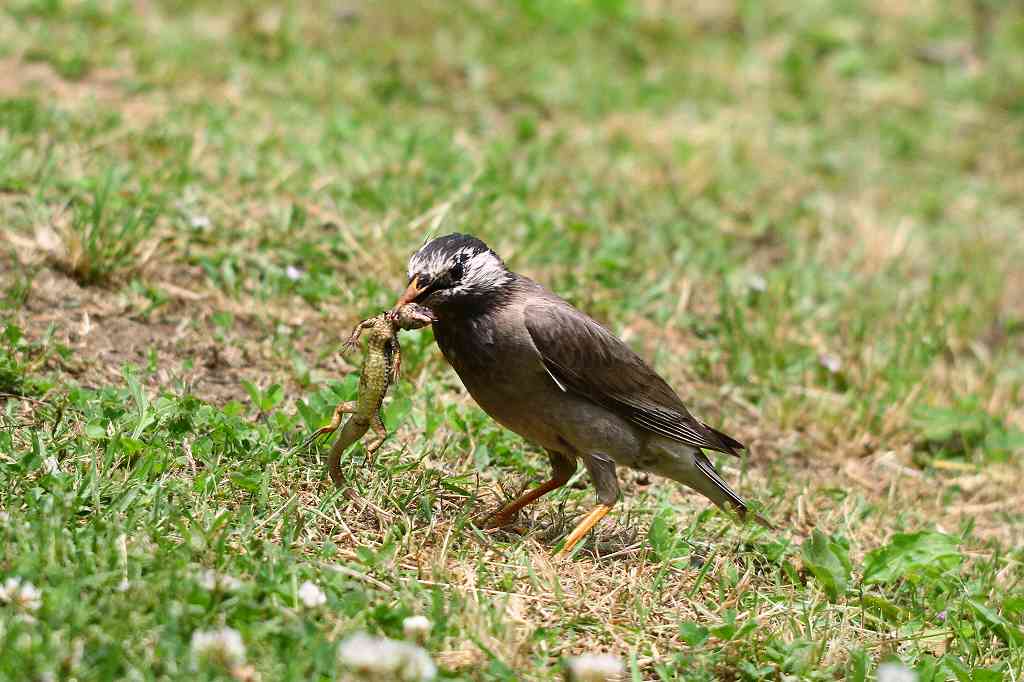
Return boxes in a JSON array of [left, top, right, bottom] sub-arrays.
[[363, 412, 388, 464], [389, 337, 402, 383], [342, 318, 377, 352], [302, 401, 356, 448]]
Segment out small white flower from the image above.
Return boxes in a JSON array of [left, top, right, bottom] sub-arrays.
[[0, 578, 15, 601], [189, 214, 211, 230], [16, 582, 42, 612], [197, 571, 216, 590], [877, 663, 917, 682], [42, 457, 60, 475], [402, 615, 431, 643], [196, 570, 243, 592], [565, 653, 625, 682], [746, 274, 767, 293], [337, 633, 405, 676], [191, 627, 246, 668], [818, 352, 842, 374], [285, 265, 303, 282], [398, 646, 437, 682], [0, 577, 42, 612], [337, 632, 436, 681], [297, 580, 326, 608]]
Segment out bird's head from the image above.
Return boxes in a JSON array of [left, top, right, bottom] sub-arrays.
[[394, 233, 511, 314]]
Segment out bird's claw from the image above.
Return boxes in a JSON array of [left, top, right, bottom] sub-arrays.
[[478, 510, 526, 533]]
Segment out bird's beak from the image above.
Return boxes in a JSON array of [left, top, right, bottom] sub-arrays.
[[394, 275, 426, 311]]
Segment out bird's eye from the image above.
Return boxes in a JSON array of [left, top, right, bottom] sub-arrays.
[[447, 258, 465, 283], [414, 273, 444, 299], [413, 259, 467, 301], [430, 262, 464, 290]]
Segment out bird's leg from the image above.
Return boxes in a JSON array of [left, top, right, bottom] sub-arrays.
[[484, 451, 576, 529], [484, 480, 562, 530], [555, 504, 613, 557], [302, 401, 357, 448], [363, 413, 387, 464], [555, 453, 619, 558]]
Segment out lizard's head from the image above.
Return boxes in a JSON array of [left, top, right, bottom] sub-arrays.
[[390, 303, 436, 330], [394, 233, 511, 314]]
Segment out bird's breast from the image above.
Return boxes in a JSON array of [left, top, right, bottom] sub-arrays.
[[434, 313, 586, 453], [433, 314, 502, 376]]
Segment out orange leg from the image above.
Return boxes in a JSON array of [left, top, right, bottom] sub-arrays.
[[484, 450, 576, 529], [555, 504, 613, 558], [484, 478, 566, 529]]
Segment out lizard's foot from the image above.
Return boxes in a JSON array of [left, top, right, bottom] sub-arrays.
[[301, 424, 338, 449], [301, 402, 355, 449], [361, 417, 387, 466], [361, 447, 382, 467]]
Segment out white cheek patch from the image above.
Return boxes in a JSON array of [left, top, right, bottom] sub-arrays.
[[458, 250, 508, 291], [408, 243, 510, 295], [408, 248, 451, 280]]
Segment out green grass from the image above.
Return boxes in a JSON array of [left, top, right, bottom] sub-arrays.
[[1, 0, 1023, 679]]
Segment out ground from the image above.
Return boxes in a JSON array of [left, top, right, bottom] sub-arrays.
[[1, 1, 1023, 680]]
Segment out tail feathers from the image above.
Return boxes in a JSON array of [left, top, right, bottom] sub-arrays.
[[701, 422, 745, 457], [692, 452, 774, 529], [693, 451, 746, 509]]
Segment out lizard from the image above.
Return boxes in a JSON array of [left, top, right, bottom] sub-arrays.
[[303, 302, 436, 487]]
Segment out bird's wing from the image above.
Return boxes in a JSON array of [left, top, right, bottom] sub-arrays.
[[523, 302, 744, 456]]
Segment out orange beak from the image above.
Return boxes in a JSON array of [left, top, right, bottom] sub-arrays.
[[393, 275, 426, 311]]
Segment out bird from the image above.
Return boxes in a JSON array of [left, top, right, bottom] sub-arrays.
[[393, 233, 769, 557]]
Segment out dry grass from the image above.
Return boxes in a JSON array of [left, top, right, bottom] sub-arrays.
[[1, 0, 1022, 679]]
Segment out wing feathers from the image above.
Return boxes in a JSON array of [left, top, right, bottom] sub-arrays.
[[693, 452, 747, 510], [523, 302, 744, 457], [542, 363, 568, 392]]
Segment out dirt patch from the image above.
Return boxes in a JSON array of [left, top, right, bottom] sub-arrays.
[[1, 264, 358, 406], [0, 55, 166, 129]]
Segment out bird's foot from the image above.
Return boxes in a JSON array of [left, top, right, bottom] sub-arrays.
[[553, 503, 613, 559], [492, 523, 529, 536], [478, 511, 527, 534]]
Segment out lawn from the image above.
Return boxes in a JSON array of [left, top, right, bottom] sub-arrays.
[[1, 0, 1023, 679]]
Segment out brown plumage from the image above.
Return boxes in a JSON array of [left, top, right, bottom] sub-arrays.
[[395, 234, 770, 557], [523, 302, 745, 457]]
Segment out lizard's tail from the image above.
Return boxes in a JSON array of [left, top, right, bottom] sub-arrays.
[[327, 420, 368, 487]]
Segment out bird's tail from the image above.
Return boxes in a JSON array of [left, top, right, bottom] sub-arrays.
[[691, 452, 774, 529], [701, 422, 745, 457]]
